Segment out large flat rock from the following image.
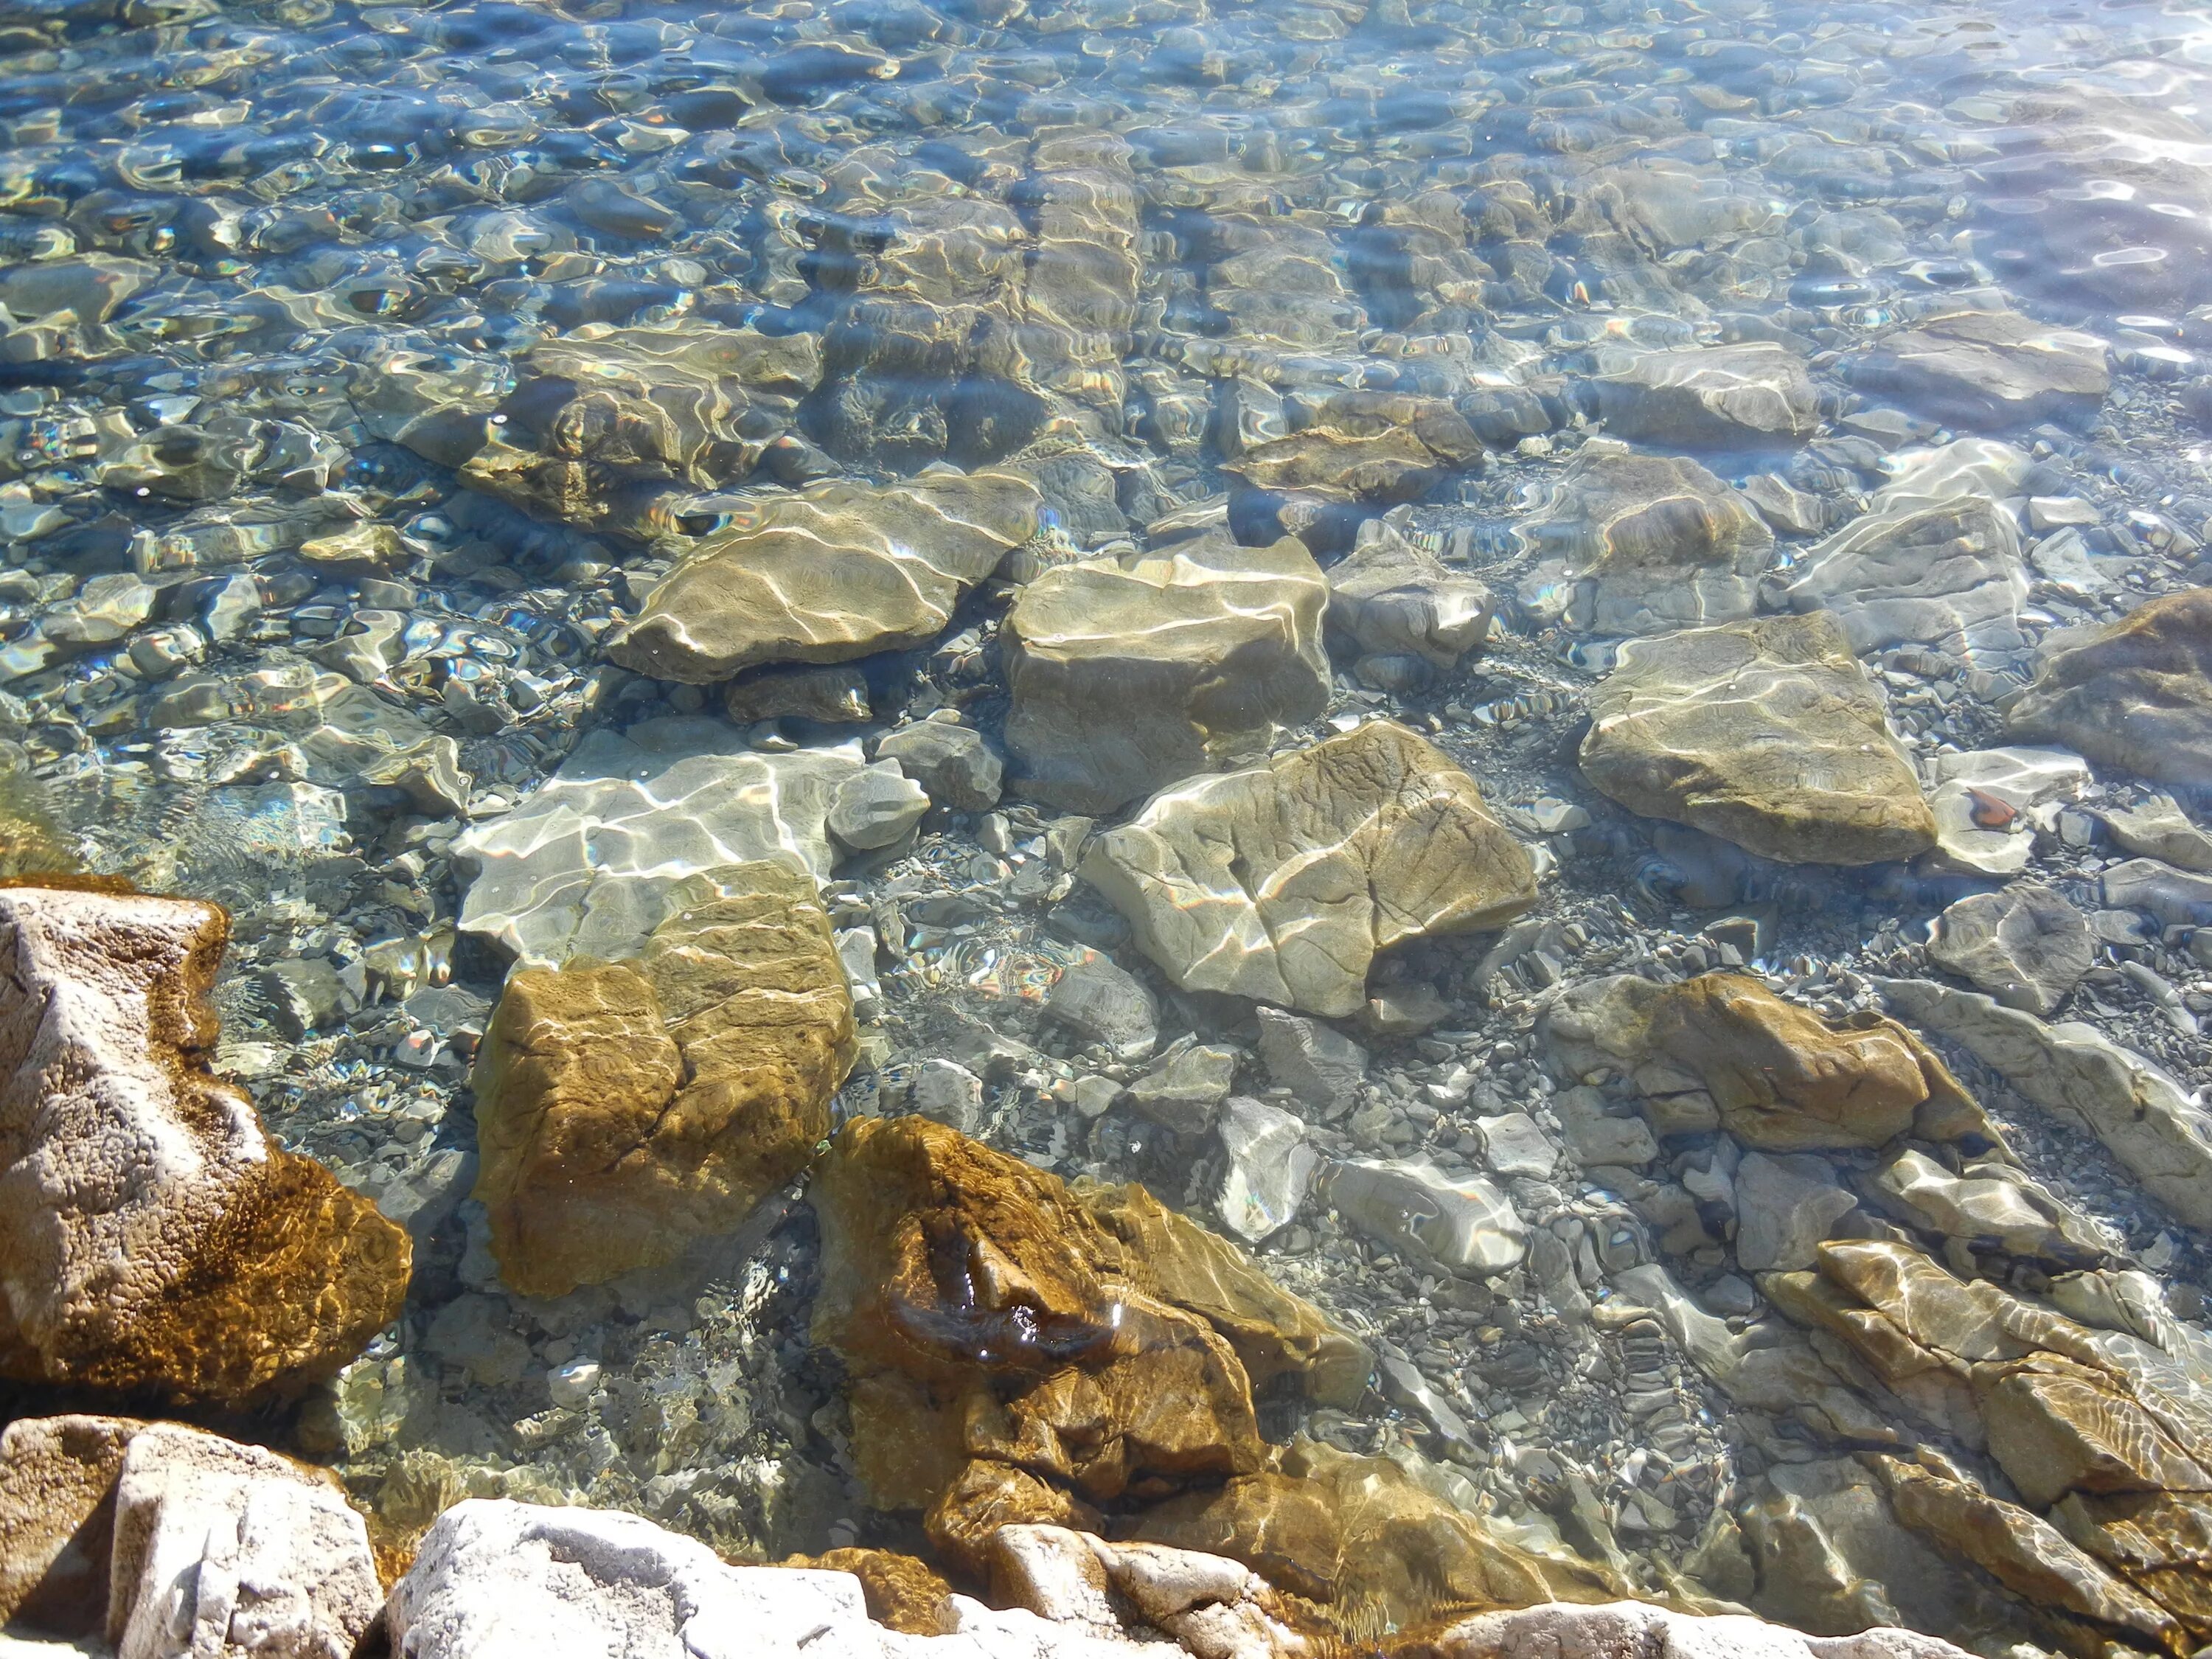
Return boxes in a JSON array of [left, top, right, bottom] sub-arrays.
[[0, 887, 408, 1405], [1848, 310, 2109, 430], [1578, 611, 1936, 865], [1003, 535, 1329, 814], [2006, 586, 2212, 787], [1082, 720, 1536, 1018], [1591, 342, 1818, 447], [608, 471, 1040, 683]]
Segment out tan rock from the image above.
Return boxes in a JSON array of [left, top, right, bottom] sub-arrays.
[[0, 1415, 142, 1635], [608, 471, 1040, 682], [1579, 613, 1936, 866], [782, 1548, 957, 1635], [1590, 342, 1819, 447], [0, 886, 409, 1405], [470, 861, 854, 1298], [1002, 536, 1329, 814], [1082, 721, 1536, 1018], [2007, 588, 2212, 788]]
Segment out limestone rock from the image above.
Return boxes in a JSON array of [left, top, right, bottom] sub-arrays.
[[1515, 448, 1772, 636], [2006, 588, 2212, 787], [1, 1417, 379, 1659], [1217, 1098, 1318, 1246], [471, 861, 854, 1298], [1325, 524, 1495, 670], [1225, 418, 1476, 506], [1733, 1151, 1857, 1272], [1408, 1599, 1977, 1659], [0, 886, 409, 1405], [1084, 721, 1537, 1018], [608, 472, 1041, 683], [810, 1116, 1267, 1532], [2097, 796, 2212, 873], [984, 1525, 1312, 1659], [1579, 613, 1936, 866], [1591, 343, 1819, 448], [1850, 310, 2110, 430], [1124, 1043, 1237, 1135], [1254, 1009, 1368, 1116], [830, 762, 931, 852], [1324, 1158, 1527, 1276], [1877, 978, 2212, 1229], [1867, 1149, 2106, 1265], [1043, 956, 1160, 1062], [452, 718, 866, 970], [877, 722, 1004, 813], [1002, 537, 1330, 814], [725, 663, 874, 726], [1780, 489, 2028, 659], [1927, 886, 2093, 1015], [1541, 973, 1989, 1153], [1922, 747, 2090, 878]]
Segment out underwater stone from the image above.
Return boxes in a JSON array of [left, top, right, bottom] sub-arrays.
[[1085, 721, 1536, 1019], [1324, 1159, 1527, 1276], [608, 471, 1040, 684], [1325, 523, 1495, 669], [1927, 886, 2093, 1016], [2006, 587, 2212, 788], [877, 720, 1004, 813], [470, 862, 853, 1299], [1003, 536, 1329, 815], [0, 886, 409, 1406], [1848, 310, 2110, 430], [1579, 612, 1936, 866], [1591, 342, 1818, 448], [1216, 1097, 1318, 1245], [1043, 956, 1160, 1062]]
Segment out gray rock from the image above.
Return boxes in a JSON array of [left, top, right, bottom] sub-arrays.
[[1732, 1150, 1857, 1272], [377, 1148, 479, 1242], [1217, 1096, 1318, 1242], [1515, 446, 1772, 636], [257, 958, 360, 1040], [2101, 858, 2212, 928], [1325, 1158, 1528, 1276], [453, 719, 864, 970], [1879, 978, 2212, 1228], [1256, 1007, 1369, 1116], [1849, 310, 2110, 429], [1927, 885, 2093, 1015], [1003, 535, 1330, 814], [1868, 1148, 2104, 1264], [1921, 745, 2090, 878], [1377, 1350, 1479, 1459], [1553, 1086, 1660, 1168], [908, 1059, 987, 1135], [876, 720, 1003, 813], [1124, 1042, 1236, 1135], [1325, 522, 1495, 669], [1475, 1112, 1558, 1179], [2098, 796, 2212, 872], [1043, 956, 1160, 1062], [826, 761, 929, 852], [723, 664, 872, 726], [1591, 342, 1818, 448]]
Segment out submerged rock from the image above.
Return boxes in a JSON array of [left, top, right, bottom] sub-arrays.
[[0, 886, 409, 1405], [1849, 310, 2110, 430], [471, 862, 854, 1298], [1514, 447, 1772, 636], [608, 472, 1041, 684], [1579, 613, 1936, 866], [1591, 342, 1818, 448], [1083, 721, 1537, 1018], [1324, 1159, 1528, 1276], [1216, 1097, 1318, 1245], [1003, 537, 1330, 814], [2007, 588, 2212, 787], [1325, 524, 1495, 670], [452, 718, 866, 970], [1926, 886, 2093, 1015]]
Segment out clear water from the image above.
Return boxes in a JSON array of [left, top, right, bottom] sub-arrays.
[[4, 0, 2212, 1641]]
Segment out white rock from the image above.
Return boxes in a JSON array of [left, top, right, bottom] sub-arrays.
[[1879, 978, 2212, 1228], [1476, 1111, 1558, 1179], [1424, 1599, 1974, 1659], [453, 717, 866, 969], [1324, 1158, 1527, 1275], [1216, 1096, 1318, 1242], [1921, 746, 2090, 877]]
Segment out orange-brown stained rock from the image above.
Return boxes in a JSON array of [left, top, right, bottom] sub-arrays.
[[783, 1548, 959, 1635], [0, 1414, 143, 1635], [472, 861, 854, 1298], [813, 1116, 1267, 1546], [0, 886, 409, 1405], [2008, 587, 2212, 787], [1128, 1471, 1343, 1602], [925, 1459, 1102, 1580]]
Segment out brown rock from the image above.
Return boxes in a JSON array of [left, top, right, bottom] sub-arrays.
[[0, 886, 410, 1405], [1129, 1472, 1344, 1602], [813, 1117, 1267, 1545], [2008, 588, 2212, 788], [471, 861, 854, 1298], [0, 1414, 142, 1634], [925, 1461, 1103, 1580], [785, 1548, 958, 1635]]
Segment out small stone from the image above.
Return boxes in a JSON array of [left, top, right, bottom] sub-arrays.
[[1043, 956, 1160, 1062], [546, 1360, 601, 1410], [1217, 1096, 1318, 1243], [1256, 1008, 1368, 1116], [1554, 1086, 1660, 1168], [1849, 310, 2110, 429], [2098, 796, 2212, 873], [910, 1059, 987, 1135], [1325, 1158, 1527, 1276], [724, 663, 872, 725], [1326, 522, 1495, 669], [2008, 587, 2212, 787], [256, 957, 361, 1040], [877, 721, 1004, 813], [1124, 1043, 1237, 1135], [299, 521, 410, 575], [1591, 341, 1818, 448], [828, 762, 930, 852], [1475, 1112, 1558, 1180]]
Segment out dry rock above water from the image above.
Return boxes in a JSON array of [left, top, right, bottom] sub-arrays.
[[470, 860, 854, 1298], [2006, 586, 2212, 787], [1578, 612, 1936, 866], [606, 471, 1041, 683], [1082, 720, 1537, 1018], [0, 886, 408, 1405], [452, 717, 865, 969], [1002, 536, 1330, 814]]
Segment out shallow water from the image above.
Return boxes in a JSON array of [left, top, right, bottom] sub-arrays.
[[6, 0, 2212, 1643]]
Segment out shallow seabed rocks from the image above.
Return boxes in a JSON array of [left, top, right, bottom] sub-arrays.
[[5, 0, 2212, 1654]]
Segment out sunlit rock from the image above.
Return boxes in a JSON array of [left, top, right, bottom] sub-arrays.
[[607, 471, 1041, 684], [1004, 537, 1329, 814], [1324, 522, 1495, 672], [1849, 310, 2109, 430], [1927, 886, 2093, 1015], [1083, 721, 1536, 1018], [470, 861, 855, 1299], [1324, 1158, 1528, 1276], [2006, 587, 2212, 788], [0, 886, 409, 1405], [452, 717, 865, 970], [1590, 342, 1818, 448], [1579, 613, 1936, 866]]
